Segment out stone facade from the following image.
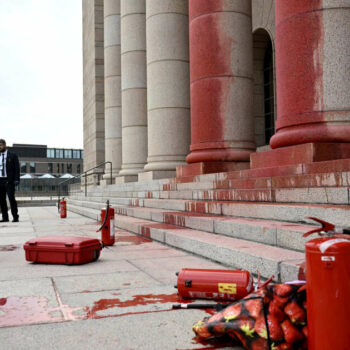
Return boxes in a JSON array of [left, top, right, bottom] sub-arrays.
[[82, 0, 105, 184], [83, 0, 350, 182]]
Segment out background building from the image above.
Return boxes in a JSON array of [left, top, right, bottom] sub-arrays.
[[9, 143, 84, 178]]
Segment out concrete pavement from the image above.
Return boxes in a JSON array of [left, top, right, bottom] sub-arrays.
[[0, 207, 243, 349]]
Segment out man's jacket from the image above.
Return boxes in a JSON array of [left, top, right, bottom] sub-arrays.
[[5, 151, 20, 183]]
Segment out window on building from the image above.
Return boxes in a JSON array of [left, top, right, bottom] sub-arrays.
[[47, 148, 55, 158], [56, 163, 60, 173], [81, 150, 84, 159], [30, 162, 36, 173], [77, 164, 81, 174], [48, 163, 53, 173], [73, 150, 80, 159], [67, 163, 72, 173], [61, 163, 65, 173], [20, 162, 27, 173], [64, 149, 72, 159], [55, 149, 64, 159]]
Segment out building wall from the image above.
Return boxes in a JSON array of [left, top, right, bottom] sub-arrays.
[[82, 0, 350, 180], [19, 158, 82, 176], [82, 0, 105, 179], [82, 0, 277, 175]]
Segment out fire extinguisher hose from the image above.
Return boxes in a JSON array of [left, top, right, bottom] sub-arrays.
[[97, 200, 110, 232]]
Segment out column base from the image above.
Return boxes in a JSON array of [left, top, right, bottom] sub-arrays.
[[138, 170, 176, 181], [251, 143, 350, 169], [115, 175, 138, 184], [176, 161, 250, 178]]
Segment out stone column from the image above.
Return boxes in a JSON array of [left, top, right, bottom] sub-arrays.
[[118, 0, 147, 183], [185, 0, 255, 169], [270, 0, 350, 148], [103, 0, 122, 180], [82, 0, 105, 185], [140, 0, 190, 181]]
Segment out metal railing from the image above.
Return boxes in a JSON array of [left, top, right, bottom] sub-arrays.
[[57, 161, 112, 210]]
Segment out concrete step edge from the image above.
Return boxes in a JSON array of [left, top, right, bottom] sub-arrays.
[[115, 215, 305, 283]]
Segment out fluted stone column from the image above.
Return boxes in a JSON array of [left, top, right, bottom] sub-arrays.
[[118, 0, 147, 183], [103, 0, 122, 180], [186, 0, 255, 166], [271, 0, 350, 148], [140, 0, 190, 181]]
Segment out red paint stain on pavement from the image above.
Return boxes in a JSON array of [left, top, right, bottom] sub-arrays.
[[0, 296, 64, 327], [0, 245, 17, 252], [84, 293, 191, 319], [115, 235, 151, 245]]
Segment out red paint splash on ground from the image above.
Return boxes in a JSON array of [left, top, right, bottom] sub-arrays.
[[115, 235, 151, 245], [84, 293, 191, 319], [0, 296, 64, 327]]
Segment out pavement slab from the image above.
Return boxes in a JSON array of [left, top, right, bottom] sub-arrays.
[[0, 207, 243, 349]]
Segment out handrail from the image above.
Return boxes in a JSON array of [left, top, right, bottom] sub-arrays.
[[57, 161, 112, 211]]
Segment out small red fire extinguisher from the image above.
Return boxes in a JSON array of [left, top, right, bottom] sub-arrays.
[[304, 217, 350, 350], [97, 200, 115, 246], [60, 198, 67, 218], [175, 268, 254, 301]]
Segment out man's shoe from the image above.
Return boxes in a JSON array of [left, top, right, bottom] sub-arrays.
[[0, 219, 9, 222], [12, 218, 19, 222]]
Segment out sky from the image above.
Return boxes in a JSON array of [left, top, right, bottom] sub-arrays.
[[0, 0, 83, 149]]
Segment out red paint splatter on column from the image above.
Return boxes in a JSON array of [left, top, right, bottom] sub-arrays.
[[271, 0, 325, 148]]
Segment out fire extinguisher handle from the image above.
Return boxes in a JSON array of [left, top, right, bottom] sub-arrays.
[[96, 200, 110, 232], [303, 217, 335, 237]]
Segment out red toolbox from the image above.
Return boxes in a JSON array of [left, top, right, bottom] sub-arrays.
[[24, 236, 102, 265]]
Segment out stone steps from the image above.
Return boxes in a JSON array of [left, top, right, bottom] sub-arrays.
[[68, 196, 350, 227], [67, 201, 305, 283], [67, 158, 350, 284], [68, 198, 313, 252], [115, 214, 305, 283], [71, 184, 350, 205]]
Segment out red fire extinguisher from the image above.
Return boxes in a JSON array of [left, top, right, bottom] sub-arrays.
[[60, 198, 67, 218], [175, 268, 254, 301], [304, 217, 350, 350], [97, 200, 115, 246]]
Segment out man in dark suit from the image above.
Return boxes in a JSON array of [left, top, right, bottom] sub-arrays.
[[0, 139, 20, 222]]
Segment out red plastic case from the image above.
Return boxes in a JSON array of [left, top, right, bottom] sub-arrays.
[[24, 236, 102, 265]]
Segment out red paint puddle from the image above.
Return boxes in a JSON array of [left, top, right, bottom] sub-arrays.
[[115, 235, 151, 245], [0, 245, 17, 252], [84, 293, 191, 319], [0, 296, 65, 327]]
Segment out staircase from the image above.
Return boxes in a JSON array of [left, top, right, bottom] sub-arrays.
[[67, 157, 350, 283]]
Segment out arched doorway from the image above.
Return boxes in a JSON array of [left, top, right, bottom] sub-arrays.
[[253, 29, 276, 147]]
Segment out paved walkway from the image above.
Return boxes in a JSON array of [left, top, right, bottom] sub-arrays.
[[0, 207, 242, 350]]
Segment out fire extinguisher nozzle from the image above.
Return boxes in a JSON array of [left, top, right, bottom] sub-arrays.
[[175, 272, 179, 276], [174, 285, 178, 289]]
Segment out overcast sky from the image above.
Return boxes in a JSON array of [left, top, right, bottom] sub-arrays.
[[0, 0, 83, 149]]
